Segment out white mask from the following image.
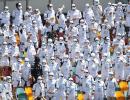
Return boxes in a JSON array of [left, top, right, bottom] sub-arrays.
[[38, 80, 42, 83]]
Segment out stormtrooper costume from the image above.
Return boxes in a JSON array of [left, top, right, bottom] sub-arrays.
[[65, 20, 79, 40], [29, 20, 39, 48], [101, 53, 110, 80], [46, 39, 55, 60], [94, 75, 106, 100], [56, 74, 67, 100], [0, 6, 10, 26], [92, 0, 103, 24], [126, 2, 130, 28], [67, 4, 82, 26], [37, 44, 48, 63], [114, 56, 125, 80], [82, 39, 93, 60], [12, 2, 23, 29], [0, 53, 9, 67], [67, 78, 77, 100], [69, 39, 80, 60], [81, 70, 94, 100], [32, 9, 43, 30], [83, 3, 94, 26], [88, 53, 99, 78], [106, 72, 117, 99], [61, 55, 72, 79], [56, 7, 67, 29], [41, 59, 50, 83], [1, 76, 13, 100], [55, 37, 66, 59], [115, 20, 126, 37], [12, 58, 23, 88], [46, 72, 57, 100], [48, 57, 59, 79], [115, 2, 124, 22], [19, 25, 27, 43], [104, 3, 115, 28], [23, 6, 33, 32], [101, 19, 111, 39], [89, 19, 100, 43], [26, 40, 36, 64], [101, 37, 110, 57], [33, 76, 45, 99], [75, 54, 86, 83], [44, 4, 55, 25], [76, 19, 89, 45], [21, 58, 31, 87]]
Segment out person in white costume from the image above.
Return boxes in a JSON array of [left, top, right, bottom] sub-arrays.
[[67, 78, 77, 100], [33, 76, 45, 99], [21, 58, 31, 87], [67, 4, 82, 26], [12, 2, 23, 30], [83, 3, 94, 26], [44, 4, 55, 25], [55, 74, 67, 100], [106, 72, 117, 100], [94, 75, 106, 100], [0, 6, 10, 26], [46, 72, 56, 100]]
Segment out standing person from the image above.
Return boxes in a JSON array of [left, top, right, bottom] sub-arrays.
[[29, 20, 39, 48], [106, 72, 117, 100], [26, 40, 36, 65], [46, 72, 57, 100], [67, 78, 77, 100], [101, 37, 111, 57], [32, 9, 43, 30], [76, 19, 89, 45], [21, 58, 31, 87], [44, 4, 55, 25], [56, 74, 67, 100], [115, 2, 124, 22], [101, 53, 111, 81], [33, 76, 45, 100], [55, 37, 66, 60], [0, 6, 10, 26], [101, 19, 111, 40], [115, 55, 126, 81], [89, 18, 100, 43], [12, 2, 23, 31], [48, 56, 59, 79], [67, 4, 82, 26], [41, 59, 50, 83], [2, 76, 13, 100], [56, 6, 66, 29], [83, 3, 94, 26], [125, 2, 130, 45], [61, 55, 72, 80], [81, 70, 94, 100], [92, 0, 103, 24], [94, 75, 106, 100]]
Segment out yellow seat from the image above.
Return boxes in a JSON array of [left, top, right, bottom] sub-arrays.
[[115, 91, 125, 100], [25, 87, 34, 100], [97, 32, 101, 40], [119, 81, 128, 92], [77, 93, 84, 100], [15, 33, 20, 45]]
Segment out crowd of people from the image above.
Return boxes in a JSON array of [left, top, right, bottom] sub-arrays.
[[0, 0, 130, 99]]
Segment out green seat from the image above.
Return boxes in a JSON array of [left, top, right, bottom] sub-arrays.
[[115, 86, 121, 91], [72, 67, 76, 75], [16, 87, 27, 100]]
